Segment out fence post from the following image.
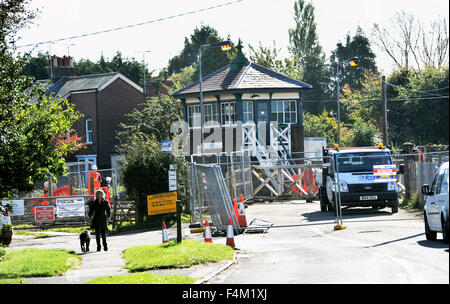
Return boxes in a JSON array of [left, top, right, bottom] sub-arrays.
[[176, 200, 182, 243], [402, 142, 414, 202]]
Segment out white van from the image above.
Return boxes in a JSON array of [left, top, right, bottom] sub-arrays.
[[320, 146, 400, 213], [422, 161, 449, 243]]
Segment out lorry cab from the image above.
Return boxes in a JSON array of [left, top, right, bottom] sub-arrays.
[[319, 145, 399, 213]]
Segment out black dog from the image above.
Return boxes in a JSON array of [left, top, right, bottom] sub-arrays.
[[80, 229, 91, 253]]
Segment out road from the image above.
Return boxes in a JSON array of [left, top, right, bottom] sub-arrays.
[[208, 201, 449, 284], [7, 200, 448, 284]]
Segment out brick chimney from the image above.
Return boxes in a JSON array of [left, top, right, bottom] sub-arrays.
[[51, 55, 77, 79]]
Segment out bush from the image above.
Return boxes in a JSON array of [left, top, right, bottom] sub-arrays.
[[350, 118, 380, 147]]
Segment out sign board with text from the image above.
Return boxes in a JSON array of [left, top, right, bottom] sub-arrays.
[[147, 191, 177, 216], [56, 197, 85, 217], [35, 206, 55, 222]]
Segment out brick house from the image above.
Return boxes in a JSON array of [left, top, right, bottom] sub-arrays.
[[41, 56, 144, 171]]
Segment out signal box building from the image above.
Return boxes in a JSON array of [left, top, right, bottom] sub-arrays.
[[172, 42, 312, 160]]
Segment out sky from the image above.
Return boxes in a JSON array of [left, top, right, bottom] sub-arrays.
[[16, 0, 450, 78]]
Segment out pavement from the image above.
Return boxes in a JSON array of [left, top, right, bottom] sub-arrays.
[[7, 223, 238, 284]]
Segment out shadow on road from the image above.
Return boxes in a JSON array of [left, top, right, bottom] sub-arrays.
[[417, 239, 449, 249]]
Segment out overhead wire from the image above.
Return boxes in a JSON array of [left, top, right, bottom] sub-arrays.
[[16, 0, 244, 49]]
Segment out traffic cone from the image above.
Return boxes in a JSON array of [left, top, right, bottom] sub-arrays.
[[240, 194, 244, 204], [226, 217, 236, 249], [238, 201, 248, 232], [233, 199, 239, 219], [162, 221, 169, 243], [204, 219, 213, 243]]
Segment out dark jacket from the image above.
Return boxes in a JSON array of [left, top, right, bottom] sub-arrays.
[[88, 199, 111, 230]]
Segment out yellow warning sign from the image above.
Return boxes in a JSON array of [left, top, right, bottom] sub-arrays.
[[147, 191, 177, 216]]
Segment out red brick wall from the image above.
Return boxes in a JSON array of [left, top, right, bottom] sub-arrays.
[[68, 78, 144, 168]]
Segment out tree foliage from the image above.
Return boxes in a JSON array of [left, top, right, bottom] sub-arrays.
[[329, 27, 379, 93], [167, 25, 235, 82], [1, 1, 83, 198], [288, 0, 330, 114], [387, 66, 449, 145], [116, 95, 187, 216]]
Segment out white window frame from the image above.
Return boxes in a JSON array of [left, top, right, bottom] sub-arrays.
[[242, 100, 254, 125], [85, 119, 93, 144], [221, 101, 237, 127], [204, 103, 220, 127], [271, 100, 297, 124], [187, 105, 201, 129]]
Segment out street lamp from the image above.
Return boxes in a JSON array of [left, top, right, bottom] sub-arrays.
[[336, 57, 359, 147], [198, 41, 232, 154]]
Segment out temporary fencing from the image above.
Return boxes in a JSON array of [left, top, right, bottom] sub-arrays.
[[187, 146, 448, 231], [189, 162, 240, 234], [2, 166, 132, 227]]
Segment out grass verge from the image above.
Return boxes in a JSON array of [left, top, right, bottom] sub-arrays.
[[13, 231, 52, 238], [123, 239, 234, 272], [0, 278, 29, 284], [0, 248, 81, 278], [84, 272, 197, 284]]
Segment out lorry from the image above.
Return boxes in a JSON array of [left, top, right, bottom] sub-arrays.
[[319, 145, 400, 214]]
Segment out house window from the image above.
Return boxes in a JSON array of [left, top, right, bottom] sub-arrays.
[[271, 100, 297, 124], [204, 103, 220, 127], [187, 105, 201, 128], [85, 119, 93, 144], [242, 101, 254, 124], [221, 101, 237, 126]]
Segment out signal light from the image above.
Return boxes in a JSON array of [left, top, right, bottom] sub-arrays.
[[221, 44, 231, 51], [378, 143, 384, 149], [334, 144, 339, 150], [348, 57, 359, 67]]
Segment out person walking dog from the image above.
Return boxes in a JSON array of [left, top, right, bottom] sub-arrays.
[[88, 189, 111, 251]]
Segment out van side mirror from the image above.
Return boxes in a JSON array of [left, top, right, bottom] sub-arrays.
[[421, 184, 433, 196], [398, 164, 405, 175]]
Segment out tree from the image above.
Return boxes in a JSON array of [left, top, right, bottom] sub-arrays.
[[303, 110, 352, 147], [288, 0, 330, 114], [74, 52, 148, 87], [329, 27, 379, 93], [1, 0, 83, 198], [167, 25, 235, 82], [248, 41, 300, 79], [387, 66, 449, 145], [340, 72, 383, 131], [116, 95, 187, 222], [372, 11, 449, 70], [22, 51, 49, 79]]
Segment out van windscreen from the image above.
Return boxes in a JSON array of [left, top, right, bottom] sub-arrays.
[[334, 152, 392, 173]]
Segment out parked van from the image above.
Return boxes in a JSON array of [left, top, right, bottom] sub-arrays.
[[422, 161, 449, 243], [320, 145, 400, 213]]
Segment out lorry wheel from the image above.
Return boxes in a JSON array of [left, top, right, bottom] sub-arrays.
[[442, 216, 449, 243], [425, 214, 437, 241]]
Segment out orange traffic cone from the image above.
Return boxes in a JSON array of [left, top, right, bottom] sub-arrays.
[[162, 221, 169, 243], [238, 201, 247, 231], [233, 199, 239, 219], [226, 217, 236, 249], [204, 219, 213, 243], [240, 194, 244, 203]]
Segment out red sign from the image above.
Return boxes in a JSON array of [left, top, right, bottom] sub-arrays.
[[35, 206, 55, 221]]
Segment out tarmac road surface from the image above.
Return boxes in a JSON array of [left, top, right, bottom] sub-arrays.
[[207, 200, 449, 284]]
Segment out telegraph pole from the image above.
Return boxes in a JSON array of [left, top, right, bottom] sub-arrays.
[[382, 75, 388, 146]]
